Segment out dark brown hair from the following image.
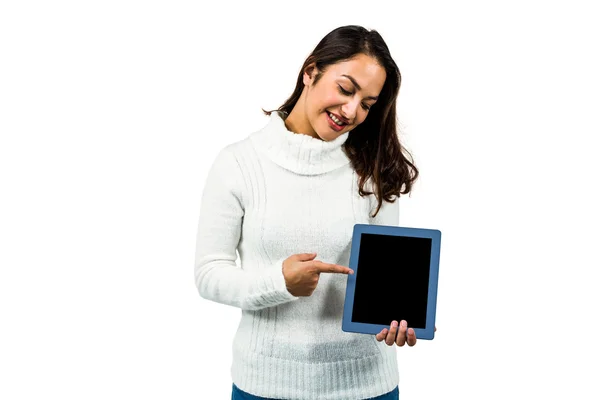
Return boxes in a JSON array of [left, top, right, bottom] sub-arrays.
[[263, 25, 419, 218]]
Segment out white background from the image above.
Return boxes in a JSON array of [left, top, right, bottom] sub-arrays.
[[1, 0, 599, 399]]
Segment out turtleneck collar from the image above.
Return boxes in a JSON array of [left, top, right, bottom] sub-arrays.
[[249, 111, 351, 175]]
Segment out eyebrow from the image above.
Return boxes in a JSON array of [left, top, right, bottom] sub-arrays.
[[341, 74, 379, 100]]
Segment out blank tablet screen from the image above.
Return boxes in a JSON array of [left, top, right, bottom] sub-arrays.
[[351, 233, 432, 329]]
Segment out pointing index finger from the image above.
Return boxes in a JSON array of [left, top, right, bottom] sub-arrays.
[[312, 261, 353, 275]]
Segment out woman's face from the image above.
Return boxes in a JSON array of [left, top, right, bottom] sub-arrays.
[[291, 53, 387, 141]]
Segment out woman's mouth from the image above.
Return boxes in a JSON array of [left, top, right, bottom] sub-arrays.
[[326, 111, 347, 132]]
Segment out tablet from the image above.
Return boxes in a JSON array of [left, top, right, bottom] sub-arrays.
[[342, 224, 441, 340]]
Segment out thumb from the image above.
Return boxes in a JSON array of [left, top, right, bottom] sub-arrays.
[[295, 252, 318, 261]]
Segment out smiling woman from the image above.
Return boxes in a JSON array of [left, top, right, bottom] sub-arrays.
[[263, 26, 417, 218], [283, 54, 386, 141], [194, 25, 420, 400]]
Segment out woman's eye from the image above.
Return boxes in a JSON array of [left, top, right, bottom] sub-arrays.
[[338, 85, 352, 96], [338, 85, 371, 111]]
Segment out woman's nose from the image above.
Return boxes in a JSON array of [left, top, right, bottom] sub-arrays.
[[341, 100, 359, 121]]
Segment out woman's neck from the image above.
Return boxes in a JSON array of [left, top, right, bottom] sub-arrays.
[[248, 111, 350, 176], [284, 106, 322, 141]]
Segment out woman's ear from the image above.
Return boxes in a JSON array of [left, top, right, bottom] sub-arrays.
[[303, 63, 317, 86]]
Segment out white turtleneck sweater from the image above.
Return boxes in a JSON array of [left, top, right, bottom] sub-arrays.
[[194, 111, 400, 400]]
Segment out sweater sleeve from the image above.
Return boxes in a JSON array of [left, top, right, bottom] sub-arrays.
[[194, 146, 299, 311]]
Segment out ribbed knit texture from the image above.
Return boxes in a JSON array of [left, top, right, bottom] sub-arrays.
[[194, 111, 401, 400]]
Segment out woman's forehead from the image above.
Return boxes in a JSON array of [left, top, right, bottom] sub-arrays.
[[326, 56, 386, 92]]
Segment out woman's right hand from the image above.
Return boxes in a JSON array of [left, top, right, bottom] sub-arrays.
[[282, 252, 353, 297]]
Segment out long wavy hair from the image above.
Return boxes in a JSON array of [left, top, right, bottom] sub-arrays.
[[263, 25, 419, 218]]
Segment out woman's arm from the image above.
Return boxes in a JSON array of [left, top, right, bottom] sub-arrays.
[[194, 146, 299, 311]]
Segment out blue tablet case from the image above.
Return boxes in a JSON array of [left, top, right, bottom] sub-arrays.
[[342, 224, 441, 340]]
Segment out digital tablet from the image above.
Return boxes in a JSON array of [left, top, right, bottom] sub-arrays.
[[342, 224, 441, 340]]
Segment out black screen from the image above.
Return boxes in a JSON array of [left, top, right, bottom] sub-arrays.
[[351, 233, 432, 329]]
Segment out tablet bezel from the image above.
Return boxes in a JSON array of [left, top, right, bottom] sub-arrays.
[[341, 224, 441, 340]]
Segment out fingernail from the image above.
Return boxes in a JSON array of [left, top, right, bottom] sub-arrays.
[[392, 321, 398, 327], [401, 321, 407, 327]]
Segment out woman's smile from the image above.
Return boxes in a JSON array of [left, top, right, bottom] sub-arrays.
[[326, 111, 347, 132]]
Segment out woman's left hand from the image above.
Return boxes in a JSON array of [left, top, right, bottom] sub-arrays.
[[375, 320, 437, 347]]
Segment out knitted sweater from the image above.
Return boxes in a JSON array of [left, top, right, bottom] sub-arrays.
[[194, 111, 400, 400]]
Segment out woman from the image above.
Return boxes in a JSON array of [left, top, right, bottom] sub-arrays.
[[194, 25, 420, 400]]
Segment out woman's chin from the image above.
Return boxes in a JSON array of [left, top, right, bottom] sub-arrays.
[[315, 131, 334, 142], [317, 124, 345, 141], [320, 129, 347, 142]]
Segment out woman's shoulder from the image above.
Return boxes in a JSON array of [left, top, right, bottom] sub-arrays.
[[208, 139, 248, 169], [226, 118, 272, 153], [205, 134, 265, 188]]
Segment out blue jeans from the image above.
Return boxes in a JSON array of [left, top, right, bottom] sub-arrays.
[[231, 383, 399, 400]]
